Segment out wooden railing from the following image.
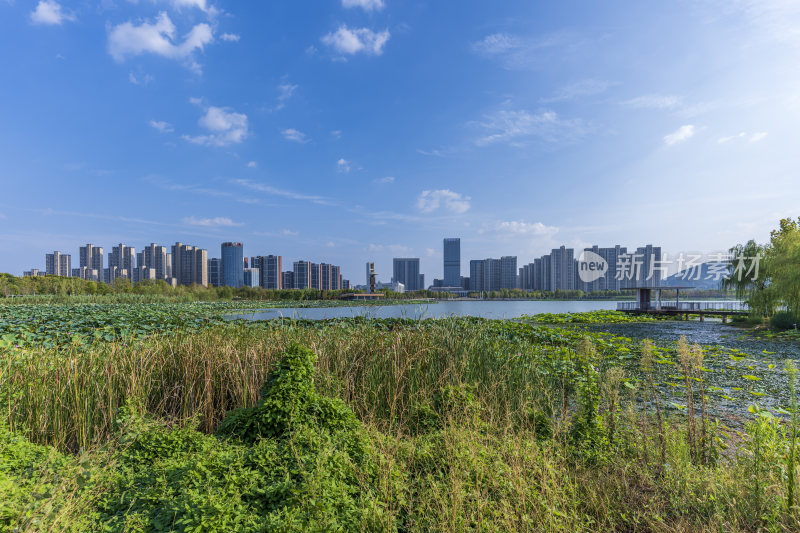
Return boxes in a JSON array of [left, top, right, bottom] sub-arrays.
[[617, 301, 747, 312]]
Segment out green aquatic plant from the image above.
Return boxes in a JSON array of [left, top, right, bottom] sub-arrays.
[[787, 360, 799, 513], [640, 338, 666, 473]]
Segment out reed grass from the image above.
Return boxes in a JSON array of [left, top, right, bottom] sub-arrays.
[[4, 317, 800, 531]]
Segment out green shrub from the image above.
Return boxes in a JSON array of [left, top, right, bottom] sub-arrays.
[[94, 344, 397, 532], [771, 311, 799, 331]]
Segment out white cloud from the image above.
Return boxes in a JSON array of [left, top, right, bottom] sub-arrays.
[[129, 72, 155, 85], [663, 124, 695, 145], [416, 189, 471, 214], [108, 12, 213, 72], [322, 25, 390, 56], [220, 33, 240, 42], [30, 0, 75, 25], [282, 229, 299, 236], [182, 216, 243, 227], [281, 128, 308, 143], [272, 81, 297, 111], [278, 83, 297, 101], [425, 247, 437, 257], [149, 120, 174, 133], [475, 109, 586, 146], [368, 243, 412, 254], [541, 79, 615, 103], [473, 33, 518, 56], [183, 102, 248, 146], [373, 176, 395, 184], [622, 94, 682, 109], [337, 158, 351, 173], [331, 130, 342, 138], [716, 131, 768, 144], [717, 132, 746, 144], [471, 31, 580, 70], [247, 161, 257, 168], [342, 0, 384, 11], [230, 178, 332, 205], [171, 0, 217, 15], [493, 220, 558, 237]]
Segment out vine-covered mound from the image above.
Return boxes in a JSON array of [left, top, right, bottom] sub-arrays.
[[97, 344, 391, 532]]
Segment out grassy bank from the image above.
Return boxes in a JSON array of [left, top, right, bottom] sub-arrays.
[[3, 309, 800, 530]]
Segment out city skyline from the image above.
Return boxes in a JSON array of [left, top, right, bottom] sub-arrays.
[[2, 2, 799, 280], [25, 236, 683, 293]]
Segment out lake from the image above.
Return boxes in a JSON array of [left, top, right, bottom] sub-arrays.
[[228, 299, 619, 321]]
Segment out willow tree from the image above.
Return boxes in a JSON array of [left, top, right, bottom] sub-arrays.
[[723, 239, 776, 316], [768, 217, 800, 316], [726, 217, 800, 317]]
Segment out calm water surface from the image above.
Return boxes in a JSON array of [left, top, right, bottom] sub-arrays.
[[228, 299, 618, 321]]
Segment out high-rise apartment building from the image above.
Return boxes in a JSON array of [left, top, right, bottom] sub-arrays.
[[72, 267, 100, 281], [549, 246, 575, 291], [135, 266, 156, 283], [172, 242, 208, 286], [310, 262, 320, 290], [79, 244, 104, 273], [109, 244, 135, 281], [621, 244, 662, 288], [330, 265, 342, 290], [243, 268, 260, 288], [469, 259, 499, 292], [45, 251, 71, 277], [141, 243, 169, 281], [392, 258, 421, 291], [319, 263, 331, 290], [499, 256, 517, 290], [208, 258, 221, 287], [251, 255, 282, 290], [578, 245, 627, 292], [293, 261, 311, 289], [469, 256, 517, 292], [221, 242, 244, 288], [282, 270, 294, 290], [443, 238, 461, 287]]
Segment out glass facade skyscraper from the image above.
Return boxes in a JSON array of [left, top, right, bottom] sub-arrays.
[[393, 258, 421, 291], [221, 242, 244, 288], [443, 238, 460, 287]]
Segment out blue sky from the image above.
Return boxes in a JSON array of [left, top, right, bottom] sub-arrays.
[[1, 0, 799, 282]]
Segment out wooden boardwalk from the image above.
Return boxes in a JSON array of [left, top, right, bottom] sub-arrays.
[[617, 300, 748, 323]]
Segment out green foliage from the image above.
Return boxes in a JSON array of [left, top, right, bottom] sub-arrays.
[[726, 216, 800, 317], [217, 344, 362, 443], [522, 310, 661, 324], [95, 345, 392, 532], [7, 306, 800, 530], [771, 310, 799, 331], [569, 338, 608, 458]]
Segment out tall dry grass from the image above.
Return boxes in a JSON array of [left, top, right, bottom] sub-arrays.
[[2, 319, 557, 450]]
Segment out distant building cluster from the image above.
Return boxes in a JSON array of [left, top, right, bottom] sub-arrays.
[[26, 237, 663, 294], [26, 242, 350, 290], [401, 238, 663, 294], [517, 244, 663, 292]]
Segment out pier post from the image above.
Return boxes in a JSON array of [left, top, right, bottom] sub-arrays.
[[700, 313, 704, 322]]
